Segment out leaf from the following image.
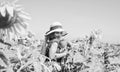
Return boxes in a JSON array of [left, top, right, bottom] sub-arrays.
[[0, 51, 9, 66], [33, 62, 42, 72]]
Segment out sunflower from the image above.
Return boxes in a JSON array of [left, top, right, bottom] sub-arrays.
[[0, 1, 30, 41]]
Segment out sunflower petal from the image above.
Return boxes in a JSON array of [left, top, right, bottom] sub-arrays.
[[15, 24, 21, 34], [4, 29, 7, 35], [10, 26, 15, 34], [3, 29, 7, 40], [17, 17, 25, 23], [18, 14, 31, 20], [5, 30, 8, 37], [12, 25, 19, 35], [15, 23, 21, 31], [0, 31, 2, 39], [1, 29, 4, 35], [0, 7, 2, 12], [6, 5, 14, 17], [12, 0, 19, 4], [21, 11, 30, 16], [19, 22, 28, 29], [0, 6, 6, 17], [9, 27, 13, 33], [9, 27, 15, 39], [7, 29, 10, 40], [0, 29, 2, 34], [9, 32, 14, 41], [16, 7, 23, 11], [15, 4, 22, 8], [24, 22, 29, 26]]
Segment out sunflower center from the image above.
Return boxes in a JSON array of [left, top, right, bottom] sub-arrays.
[[0, 9, 15, 29]]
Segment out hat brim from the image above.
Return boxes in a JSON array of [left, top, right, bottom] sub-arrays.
[[45, 28, 67, 36]]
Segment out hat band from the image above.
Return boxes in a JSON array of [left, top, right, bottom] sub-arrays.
[[50, 25, 62, 31]]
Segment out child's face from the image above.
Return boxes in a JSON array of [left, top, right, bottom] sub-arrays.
[[54, 32, 62, 39]]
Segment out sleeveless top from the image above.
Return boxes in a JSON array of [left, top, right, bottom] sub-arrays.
[[45, 39, 66, 62]]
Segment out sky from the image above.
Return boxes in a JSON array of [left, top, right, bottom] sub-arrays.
[[10, 0, 120, 43]]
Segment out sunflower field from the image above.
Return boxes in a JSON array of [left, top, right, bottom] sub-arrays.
[[1, 30, 120, 72], [1, 1, 120, 72]]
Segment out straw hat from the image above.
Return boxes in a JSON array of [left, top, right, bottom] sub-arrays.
[[45, 22, 67, 36]]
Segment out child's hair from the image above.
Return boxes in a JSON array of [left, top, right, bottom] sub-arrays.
[[45, 32, 56, 42]]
